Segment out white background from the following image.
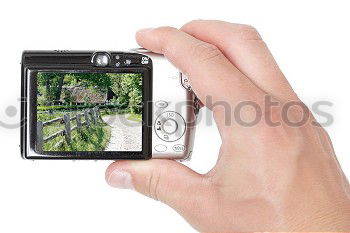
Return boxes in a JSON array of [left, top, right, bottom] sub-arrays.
[[1, 0, 349, 232]]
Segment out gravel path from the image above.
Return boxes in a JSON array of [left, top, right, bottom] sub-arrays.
[[102, 114, 142, 151]]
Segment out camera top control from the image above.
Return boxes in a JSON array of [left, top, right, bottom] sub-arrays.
[[91, 51, 151, 68]]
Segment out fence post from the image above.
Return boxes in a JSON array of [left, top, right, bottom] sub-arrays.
[[90, 108, 96, 125], [84, 110, 90, 127], [37, 121, 44, 151], [63, 114, 71, 143], [96, 107, 103, 121], [94, 108, 98, 124], [76, 113, 82, 130], [94, 107, 100, 122]]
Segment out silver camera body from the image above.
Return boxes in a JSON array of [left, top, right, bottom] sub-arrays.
[[21, 50, 198, 160], [140, 50, 198, 160]]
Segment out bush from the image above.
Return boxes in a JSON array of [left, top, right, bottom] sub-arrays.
[[37, 104, 127, 112]]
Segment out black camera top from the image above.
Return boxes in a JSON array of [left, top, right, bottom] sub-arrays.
[[22, 50, 153, 69]]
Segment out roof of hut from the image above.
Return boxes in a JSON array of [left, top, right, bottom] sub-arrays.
[[60, 86, 107, 104]]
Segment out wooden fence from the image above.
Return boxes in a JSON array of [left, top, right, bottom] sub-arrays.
[[37, 107, 102, 150]]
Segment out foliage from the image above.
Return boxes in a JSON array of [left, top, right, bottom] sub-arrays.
[[37, 72, 65, 104], [42, 122, 111, 152], [37, 104, 125, 112], [127, 113, 142, 122], [109, 73, 142, 114], [37, 111, 73, 122], [37, 72, 142, 114], [37, 72, 143, 152], [100, 109, 130, 116], [63, 89, 75, 104]]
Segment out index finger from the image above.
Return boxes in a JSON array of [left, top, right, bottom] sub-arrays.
[[181, 20, 298, 102], [135, 27, 266, 107]]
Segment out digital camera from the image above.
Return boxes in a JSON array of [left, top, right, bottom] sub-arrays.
[[21, 50, 198, 160]]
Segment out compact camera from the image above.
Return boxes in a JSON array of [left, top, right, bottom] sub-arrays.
[[21, 50, 198, 160]]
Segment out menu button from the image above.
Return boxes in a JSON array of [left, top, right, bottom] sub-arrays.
[[173, 144, 185, 152]]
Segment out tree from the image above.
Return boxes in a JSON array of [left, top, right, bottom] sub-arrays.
[[37, 72, 65, 105], [109, 73, 142, 113], [37, 72, 142, 113], [37, 72, 112, 106]]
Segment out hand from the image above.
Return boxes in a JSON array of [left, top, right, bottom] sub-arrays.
[[105, 20, 350, 232]]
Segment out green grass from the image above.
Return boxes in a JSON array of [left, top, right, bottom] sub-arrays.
[[37, 111, 76, 122], [38, 107, 133, 120], [127, 113, 142, 122], [38, 108, 140, 152], [38, 108, 112, 152], [100, 108, 130, 116], [37, 103, 127, 112], [42, 121, 111, 152]]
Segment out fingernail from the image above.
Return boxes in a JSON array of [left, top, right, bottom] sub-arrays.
[[107, 170, 134, 190], [137, 28, 154, 34]]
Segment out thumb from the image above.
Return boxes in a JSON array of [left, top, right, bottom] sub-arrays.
[[105, 160, 210, 213]]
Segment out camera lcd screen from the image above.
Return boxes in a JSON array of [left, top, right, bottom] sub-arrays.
[[35, 72, 143, 153]]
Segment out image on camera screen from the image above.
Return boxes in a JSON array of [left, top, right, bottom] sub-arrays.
[[36, 72, 143, 152]]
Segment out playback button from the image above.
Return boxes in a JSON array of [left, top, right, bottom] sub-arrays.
[[154, 144, 167, 152]]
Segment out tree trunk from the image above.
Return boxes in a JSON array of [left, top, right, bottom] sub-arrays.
[[45, 78, 51, 105], [107, 86, 115, 100], [55, 75, 65, 102]]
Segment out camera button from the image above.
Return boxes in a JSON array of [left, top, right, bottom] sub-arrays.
[[124, 59, 132, 65], [173, 144, 185, 152], [180, 73, 192, 91], [155, 100, 168, 109], [155, 111, 186, 142], [162, 119, 178, 135], [154, 144, 167, 152]]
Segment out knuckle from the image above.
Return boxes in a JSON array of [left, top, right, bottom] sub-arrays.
[[181, 19, 203, 30], [235, 24, 262, 41], [156, 26, 178, 35], [146, 170, 163, 201], [153, 26, 178, 54], [191, 42, 223, 63]]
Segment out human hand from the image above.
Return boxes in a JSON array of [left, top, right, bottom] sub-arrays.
[[105, 20, 350, 232]]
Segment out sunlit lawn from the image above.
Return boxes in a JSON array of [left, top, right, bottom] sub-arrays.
[[38, 110, 111, 152], [127, 113, 142, 122]]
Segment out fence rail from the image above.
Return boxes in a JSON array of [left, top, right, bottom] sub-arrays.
[[37, 107, 102, 150], [42, 117, 63, 126], [37, 102, 127, 114]]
